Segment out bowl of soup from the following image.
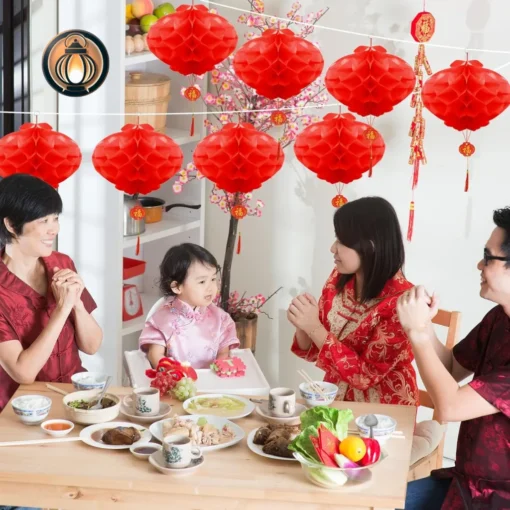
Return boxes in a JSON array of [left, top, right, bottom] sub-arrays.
[[41, 419, 75, 437], [63, 389, 120, 425]]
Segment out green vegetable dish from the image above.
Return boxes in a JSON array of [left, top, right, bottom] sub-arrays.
[[187, 396, 245, 416], [67, 398, 116, 410]]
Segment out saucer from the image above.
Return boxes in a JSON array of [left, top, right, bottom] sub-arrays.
[[255, 402, 307, 426], [149, 450, 204, 477], [120, 402, 172, 424]]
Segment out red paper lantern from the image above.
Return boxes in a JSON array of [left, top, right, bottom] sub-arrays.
[[422, 59, 510, 132], [294, 113, 385, 185], [0, 122, 81, 187], [233, 28, 324, 100], [147, 4, 238, 76], [193, 123, 284, 193], [325, 45, 415, 117], [92, 124, 183, 195]]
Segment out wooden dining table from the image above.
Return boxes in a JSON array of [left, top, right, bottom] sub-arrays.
[[0, 382, 416, 510]]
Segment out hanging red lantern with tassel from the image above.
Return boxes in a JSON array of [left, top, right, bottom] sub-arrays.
[[406, 7, 435, 241], [422, 58, 510, 191], [0, 122, 81, 188], [294, 113, 385, 201], [325, 44, 414, 177], [147, 3, 238, 135], [92, 124, 183, 255], [193, 123, 284, 193]]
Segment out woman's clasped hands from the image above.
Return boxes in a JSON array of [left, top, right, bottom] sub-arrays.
[[51, 267, 84, 312], [287, 293, 322, 335]]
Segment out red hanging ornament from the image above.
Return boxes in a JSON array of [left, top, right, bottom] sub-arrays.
[[325, 45, 415, 117], [147, 4, 238, 76], [0, 122, 81, 188], [459, 141, 475, 157], [422, 58, 510, 190], [271, 110, 287, 126], [130, 206, 146, 220], [231, 204, 248, 219], [184, 86, 201, 102], [236, 231, 242, 255], [294, 113, 385, 187], [193, 123, 284, 193], [92, 123, 184, 196], [331, 195, 348, 208], [407, 9, 435, 242], [233, 28, 324, 100]]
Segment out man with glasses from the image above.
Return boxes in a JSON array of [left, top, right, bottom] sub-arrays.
[[396, 207, 510, 509]]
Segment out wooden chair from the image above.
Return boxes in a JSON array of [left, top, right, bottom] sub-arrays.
[[408, 309, 461, 481]]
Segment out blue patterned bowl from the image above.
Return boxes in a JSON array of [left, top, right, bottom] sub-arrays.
[[299, 382, 338, 407], [12, 395, 52, 425], [71, 372, 107, 391]]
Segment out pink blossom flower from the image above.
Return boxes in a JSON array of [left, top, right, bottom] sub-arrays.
[[173, 183, 182, 193]]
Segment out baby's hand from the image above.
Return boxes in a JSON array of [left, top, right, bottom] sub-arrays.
[[216, 347, 230, 361]]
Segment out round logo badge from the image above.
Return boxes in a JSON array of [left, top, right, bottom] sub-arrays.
[[42, 30, 109, 97]]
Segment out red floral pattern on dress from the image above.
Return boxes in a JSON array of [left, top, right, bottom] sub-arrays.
[[291, 269, 419, 406], [0, 251, 97, 411], [432, 305, 510, 510]]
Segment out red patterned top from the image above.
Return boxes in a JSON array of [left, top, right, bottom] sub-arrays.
[[291, 269, 419, 406], [433, 305, 510, 509], [0, 251, 97, 411]]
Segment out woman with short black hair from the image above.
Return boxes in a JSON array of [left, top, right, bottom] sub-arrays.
[[288, 196, 419, 406], [0, 174, 103, 412]]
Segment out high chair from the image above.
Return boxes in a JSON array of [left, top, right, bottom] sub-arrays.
[[408, 309, 461, 481]]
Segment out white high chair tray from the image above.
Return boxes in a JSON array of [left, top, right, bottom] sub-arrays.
[[195, 349, 270, 397]]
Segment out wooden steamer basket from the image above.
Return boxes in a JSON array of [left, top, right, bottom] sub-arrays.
[[125, 71, 171, 132]]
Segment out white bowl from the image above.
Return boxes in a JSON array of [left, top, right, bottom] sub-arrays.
[[41, 419, 75, 437], [71, 372, 107, 391], [130, 443, 161, 460], [63, 389, 120, 425], [355, 414, 397, 445], [11, 395, 52, 425], [299, 382, 338, 407]]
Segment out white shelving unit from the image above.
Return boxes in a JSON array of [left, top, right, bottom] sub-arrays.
[[57, 0, 208, 385]]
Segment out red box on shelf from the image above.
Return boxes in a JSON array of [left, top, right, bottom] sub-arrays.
[[123, 257, 146, 280]]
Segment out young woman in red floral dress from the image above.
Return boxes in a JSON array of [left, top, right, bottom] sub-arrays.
[[288, 197, 419, 406]]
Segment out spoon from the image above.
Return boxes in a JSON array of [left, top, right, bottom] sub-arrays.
[[364, 414, 378, 439], [88, 376, 112, 410]]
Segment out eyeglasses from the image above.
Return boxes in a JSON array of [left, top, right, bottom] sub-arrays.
[[483, 248, 510, 266]]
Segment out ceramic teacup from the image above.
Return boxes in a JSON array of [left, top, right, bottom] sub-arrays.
[[123, 387, 160, 417], [163, 434, 201, 469], [268, 387, 296, 418]]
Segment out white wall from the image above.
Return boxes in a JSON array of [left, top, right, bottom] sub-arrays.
[[205, 0, 510, 460]]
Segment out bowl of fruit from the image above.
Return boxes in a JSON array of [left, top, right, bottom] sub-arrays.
[[289, 406, 386, 489]]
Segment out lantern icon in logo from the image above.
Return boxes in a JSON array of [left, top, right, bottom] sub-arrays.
[[42, 29, 109, 97], [55, 34, 97, 92]]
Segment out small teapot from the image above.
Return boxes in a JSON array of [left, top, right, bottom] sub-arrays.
[[123, 194, 146, 237]]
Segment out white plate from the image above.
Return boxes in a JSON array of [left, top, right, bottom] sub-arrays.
[[183, 394, 255, 420], [255, 402, 307, 426], [246, 428, 297, 462], [149, 450, 205, 477], [120, 402, 173, 423], [149, 414, 245, 452], [79, 421, 152, 450]]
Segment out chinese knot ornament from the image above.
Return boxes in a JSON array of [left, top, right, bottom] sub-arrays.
[[325, 45, 415, 118], [233, 28, 324, 100], [0, 122, 81, 188], [422, 58, 510, 191], [193, 123, 284, 193], [147, 4, 237, 76], [406, 8, 436, 241], [294, 113, 385, 202], [92, 123, 183, 196]]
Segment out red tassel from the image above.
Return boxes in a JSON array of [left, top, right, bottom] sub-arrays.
[[136, 236, 140, 256], [190, 115, 195, 137], [368, 165, 373, 178], [412, 160, 420, 189], [236, 232, 241, 255], [277, 140, 281, 159], [407, 201, 415, 242], [464, 168, 469, 192]]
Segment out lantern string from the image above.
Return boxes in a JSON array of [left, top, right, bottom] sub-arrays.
[[202, 0, 510, 57]]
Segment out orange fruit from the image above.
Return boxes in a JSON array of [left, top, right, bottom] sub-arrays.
[[339, 436, 366, 462]]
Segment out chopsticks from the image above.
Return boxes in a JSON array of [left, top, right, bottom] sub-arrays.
[[347, 428, 405, 439], [0, 436, 82, 447], [297, 369, 327, 399], [46, 384, 68, 396]]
